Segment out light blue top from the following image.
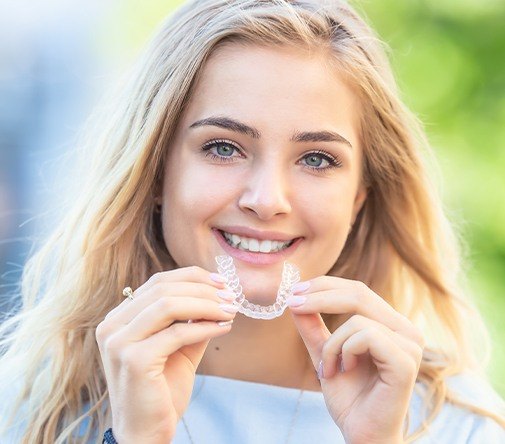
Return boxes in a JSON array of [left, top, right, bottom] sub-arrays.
[[172, 373, 504, 443], [1, 373, 504, 443]]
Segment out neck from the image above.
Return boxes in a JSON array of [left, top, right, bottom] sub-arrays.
[[197, 311, 321, 391]]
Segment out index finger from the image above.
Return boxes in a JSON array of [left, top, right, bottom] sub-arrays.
[[289, 276, 424, 346], [142, 265, 227, 293], [106, 265, 227, 319]]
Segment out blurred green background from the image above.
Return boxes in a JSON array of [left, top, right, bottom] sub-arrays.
[[101, 0, 505, 395], [360, 0, 505, 397]]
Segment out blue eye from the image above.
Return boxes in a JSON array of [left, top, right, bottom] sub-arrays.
[[213, 142, 235, 157], [300, 150, 343, 172], [305, 154, 325, 167], [202, 139, 242, 163]]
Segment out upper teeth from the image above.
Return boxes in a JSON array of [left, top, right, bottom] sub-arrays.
[[222, 231, 293, 253]]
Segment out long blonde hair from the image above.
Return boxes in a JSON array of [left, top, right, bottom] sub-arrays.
[[0, 0, 503, 442]]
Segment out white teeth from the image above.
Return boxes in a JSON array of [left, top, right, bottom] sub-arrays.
[[248, 239, 260, 252], [259, 240, 272, 253], [221, 231, 293, 253]]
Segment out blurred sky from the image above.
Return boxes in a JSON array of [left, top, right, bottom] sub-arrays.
[[0, 0, 504, 393]]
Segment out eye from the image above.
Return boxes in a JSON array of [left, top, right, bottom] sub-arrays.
[[201, 139, 243, 163], [209, 141, 235, 157], [303, 153, 329, 168], [300, 150, 343, 173]]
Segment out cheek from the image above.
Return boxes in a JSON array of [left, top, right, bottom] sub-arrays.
[[296, 179, 356, 227], [297, 179, 357, 267], [163, 164, 235, 222]]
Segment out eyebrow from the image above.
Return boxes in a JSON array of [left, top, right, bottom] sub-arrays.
[[190, 117, 260, 139], [189, 116, 353, 149], [291, 129, 352, 148]]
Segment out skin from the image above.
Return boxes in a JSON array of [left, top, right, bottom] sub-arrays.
[[96, 44, 424, 444]]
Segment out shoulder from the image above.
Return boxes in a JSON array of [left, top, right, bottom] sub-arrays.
[[445, 372, 504, 411], [0, 374, 29, 442], [0, 375, 100, 443], [408, 372, 505, 442]]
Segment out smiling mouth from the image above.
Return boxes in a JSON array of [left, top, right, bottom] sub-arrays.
[[218, 229, 296, 254]]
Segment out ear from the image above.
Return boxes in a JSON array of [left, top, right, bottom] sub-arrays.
[[351, 184, 367, 225]]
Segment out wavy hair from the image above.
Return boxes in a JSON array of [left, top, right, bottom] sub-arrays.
[[0, 0, 503, 442]]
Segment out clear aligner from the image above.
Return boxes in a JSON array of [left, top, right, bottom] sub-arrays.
[[215, 255, 300, 320]]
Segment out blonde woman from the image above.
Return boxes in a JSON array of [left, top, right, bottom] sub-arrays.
[[1, 0, 504, 443]]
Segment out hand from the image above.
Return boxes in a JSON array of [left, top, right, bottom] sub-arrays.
[[95, 267, 237, 444], [287, 277, 424, 444]]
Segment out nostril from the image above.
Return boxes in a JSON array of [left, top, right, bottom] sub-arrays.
[[238, 191, 292, 219]]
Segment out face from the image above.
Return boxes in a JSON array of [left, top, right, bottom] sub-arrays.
[[160, 43, 366, 304]]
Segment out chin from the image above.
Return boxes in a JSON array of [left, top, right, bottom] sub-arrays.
[[240, 281, 279, 305]]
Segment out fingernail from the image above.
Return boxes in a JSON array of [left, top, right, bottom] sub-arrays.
[[286, 296, 307, 307], [217, 320, 234, 327], [291, 281, 311, 294], [339, 355, 345, 373], [219, 303, 239, 314], [210, 273, 227, 283], [317, 360, 324, 380], [216, 289, 236, 301]]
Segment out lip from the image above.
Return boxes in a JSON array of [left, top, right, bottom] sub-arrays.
[[212, 228, 303, 266]]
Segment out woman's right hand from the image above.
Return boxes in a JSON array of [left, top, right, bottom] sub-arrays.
[[95, 266, 238, 444]]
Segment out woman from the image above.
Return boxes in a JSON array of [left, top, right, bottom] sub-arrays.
[[0, 0, 503, 442]]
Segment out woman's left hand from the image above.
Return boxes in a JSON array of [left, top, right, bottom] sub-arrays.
[[287, 276, 425, 444]]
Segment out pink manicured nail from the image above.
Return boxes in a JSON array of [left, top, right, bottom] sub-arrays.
[[286, 296, 307, 307], [216, 289, 236, 301], [317, 360, 324, 380], [219, 303, 239, 313], [291, 281, 311, 294], [210, 273, 227, 283], [217, 320, 234, 327]]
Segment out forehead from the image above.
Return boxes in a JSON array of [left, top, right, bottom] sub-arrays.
[[181, 43, 361, 140]]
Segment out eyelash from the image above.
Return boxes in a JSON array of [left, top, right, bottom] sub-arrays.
[[201, 139, 343, 173]]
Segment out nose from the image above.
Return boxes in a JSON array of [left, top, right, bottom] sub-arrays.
[[238, 162, 292, 220]]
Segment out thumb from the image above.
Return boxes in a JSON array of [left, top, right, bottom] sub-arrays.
[[289, 310, 331, 370], [179, 337, 211, 372]]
